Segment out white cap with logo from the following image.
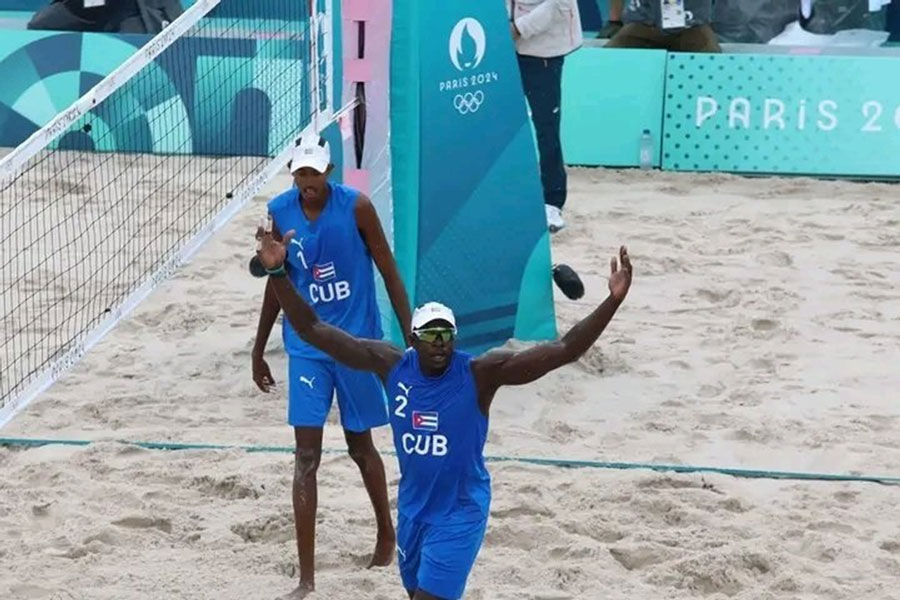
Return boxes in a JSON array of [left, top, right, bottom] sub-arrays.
[[289, 135, 331, 174], [411, 302, 457, 331]]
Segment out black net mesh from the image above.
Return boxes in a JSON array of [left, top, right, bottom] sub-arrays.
[[0, 0, 328, 417]]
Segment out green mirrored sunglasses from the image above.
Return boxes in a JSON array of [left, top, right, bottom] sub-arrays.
[[414, 328, 456, 344]]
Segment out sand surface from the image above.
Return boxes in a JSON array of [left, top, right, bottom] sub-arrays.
[[2, 167, 900, 599]]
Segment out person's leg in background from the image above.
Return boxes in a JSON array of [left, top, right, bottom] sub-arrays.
[[27, 1, 95, 31], [671, 24, 722, 53], [283, 357, 334, 597], [605, 22, 670, 48], [334, 362, 395, 568], [115, 16, 148, 33], [887, 0, 900, 43], [597, 0, 624, 38], [517, 54, 568, 233], [102, 0, 147, 33]]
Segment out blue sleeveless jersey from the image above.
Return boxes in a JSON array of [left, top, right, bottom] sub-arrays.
[[386, 350, 491, 524], [268, 182, 383, 360]]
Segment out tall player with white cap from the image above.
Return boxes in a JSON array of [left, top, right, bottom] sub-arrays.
[[254, 219, 633, 600], [251, 134, 413, 598]]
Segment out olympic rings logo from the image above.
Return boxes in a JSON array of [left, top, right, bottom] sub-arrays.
[[453, 91, 485, 115]]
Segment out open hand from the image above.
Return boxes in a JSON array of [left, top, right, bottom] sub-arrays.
[[608, 246, 633, 302], [255, 216, 294, 271]]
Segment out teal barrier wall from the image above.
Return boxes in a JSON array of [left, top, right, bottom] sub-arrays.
[[562, 45, 900, 178], [0, 3, 343, 160], [561, 47, 667, 167], [0, 29, 311, 156], [663, 52, 900, 176]]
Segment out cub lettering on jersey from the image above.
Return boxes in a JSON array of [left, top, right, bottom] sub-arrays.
[[401, 433, 449, 457], [395, 381, 450, 457], [309, 280, 351, 304], [307, 261, 351, 304]]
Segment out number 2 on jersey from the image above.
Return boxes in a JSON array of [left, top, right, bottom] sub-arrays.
[[394, 394, 408, 418]]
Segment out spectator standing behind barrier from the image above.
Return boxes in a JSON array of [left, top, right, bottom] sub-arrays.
[[508, 0, 583, 234], [28, 0, 183, 34], [606, 0, 721, 52]]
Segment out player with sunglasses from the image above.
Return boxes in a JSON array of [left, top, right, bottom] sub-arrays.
[[255, 222, 633, 600]]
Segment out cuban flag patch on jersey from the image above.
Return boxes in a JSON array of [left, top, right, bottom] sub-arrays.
[[312, 262, 336, 281], [412, 411, 439, 432]]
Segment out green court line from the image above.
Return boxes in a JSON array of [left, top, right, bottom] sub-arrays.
[[1, 436, 899, 485]]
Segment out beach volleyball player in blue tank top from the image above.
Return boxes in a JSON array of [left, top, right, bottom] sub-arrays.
[[254, 223, 634, 599], [251, 135, 412, 598]]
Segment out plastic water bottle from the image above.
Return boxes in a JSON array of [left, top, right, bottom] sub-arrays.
[[639, 129, 653, 171]]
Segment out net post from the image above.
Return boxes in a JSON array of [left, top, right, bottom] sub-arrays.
[[309, 0, 322, 133]]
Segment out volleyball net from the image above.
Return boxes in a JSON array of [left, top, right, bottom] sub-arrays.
[[0, 0, 340, 428]]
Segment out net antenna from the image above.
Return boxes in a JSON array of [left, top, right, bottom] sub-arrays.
[[0, 0, 353, 429]]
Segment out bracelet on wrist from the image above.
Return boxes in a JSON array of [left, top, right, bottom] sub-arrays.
[[266, 264, 287, 277]]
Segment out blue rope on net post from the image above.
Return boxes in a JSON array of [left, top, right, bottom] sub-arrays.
[[1, 436, 899, 485]]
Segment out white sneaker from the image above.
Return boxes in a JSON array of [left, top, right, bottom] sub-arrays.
[[545, 205, 565, 233]]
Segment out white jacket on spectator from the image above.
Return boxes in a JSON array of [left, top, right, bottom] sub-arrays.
[[507, 0, 583, 58]]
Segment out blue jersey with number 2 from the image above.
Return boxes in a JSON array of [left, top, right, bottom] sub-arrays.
[[386, 349, 491, 525]]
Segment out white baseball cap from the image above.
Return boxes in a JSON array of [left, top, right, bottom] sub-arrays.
[[289, 135, 331, 174], [411, 302, 457, 331]]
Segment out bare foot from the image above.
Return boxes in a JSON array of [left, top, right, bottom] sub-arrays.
[[276, 582, 314, 600], [367, 532, 396, 568]]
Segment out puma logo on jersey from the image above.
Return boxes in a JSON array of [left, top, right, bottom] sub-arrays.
[[299, 376, 316, 389]]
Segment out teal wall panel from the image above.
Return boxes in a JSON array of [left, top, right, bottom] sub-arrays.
[[663, 52, 900, 176], [561, 47, 668, 167]]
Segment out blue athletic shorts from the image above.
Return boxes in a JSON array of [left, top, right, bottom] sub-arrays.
[[397, 515, 487, 600], [287, 355, 388, 432]]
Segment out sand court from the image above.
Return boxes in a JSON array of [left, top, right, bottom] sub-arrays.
[[2, 167, 900, 599]]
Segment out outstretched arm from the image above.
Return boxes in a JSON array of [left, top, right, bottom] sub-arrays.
[[355, 194, 413, 344], [472, 247, 633, 412], [256, 221, 403, 380]]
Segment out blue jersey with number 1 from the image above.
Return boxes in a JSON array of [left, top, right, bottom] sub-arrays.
[[268, 182, 383, 360]]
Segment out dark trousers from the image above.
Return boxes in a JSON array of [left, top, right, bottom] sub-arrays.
[[888, 0, 900, 43], [28, 0, 151, 33], [606, 22, 721, 52], [517, 54, 567, 210]]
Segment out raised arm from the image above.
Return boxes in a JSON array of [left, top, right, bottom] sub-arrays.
[[472, 247, 633, 412], [256, 221, 404, 381], [355, 194, 413, 345]]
